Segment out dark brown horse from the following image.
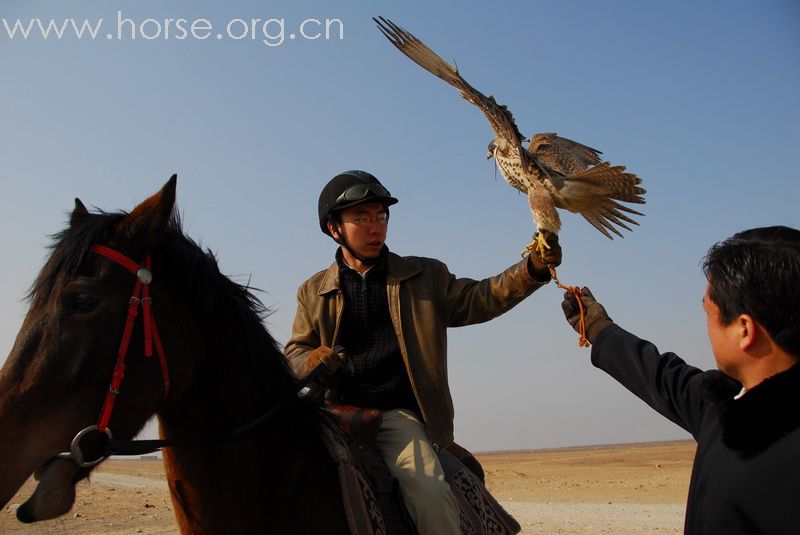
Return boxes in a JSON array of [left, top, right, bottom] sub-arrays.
[[0, 176, 351, 533]]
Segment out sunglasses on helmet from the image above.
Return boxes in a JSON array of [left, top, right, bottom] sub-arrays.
[[335, 183, 392, 205]]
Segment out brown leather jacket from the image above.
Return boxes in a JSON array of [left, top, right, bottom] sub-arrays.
[[284, 251, 548, 449]]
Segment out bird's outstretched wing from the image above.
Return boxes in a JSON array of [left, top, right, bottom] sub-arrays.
[[374, 17, 530, 164], [528, 133, 603, 177]]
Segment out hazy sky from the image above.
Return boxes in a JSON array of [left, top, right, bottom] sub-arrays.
[[1, 1, 798, 452]]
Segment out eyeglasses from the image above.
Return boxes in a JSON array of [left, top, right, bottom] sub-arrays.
[[342, 213, 389, 226], [335, 183, 392, 204]]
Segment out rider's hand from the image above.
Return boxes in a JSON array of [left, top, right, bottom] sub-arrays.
[[304, 346, 346, 377], [561, 287, 613, 344]]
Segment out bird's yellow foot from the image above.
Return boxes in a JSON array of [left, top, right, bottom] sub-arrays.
[[533, 232, 551, 260], [520, 233, 552, 258], [520, 242, 534, 258]]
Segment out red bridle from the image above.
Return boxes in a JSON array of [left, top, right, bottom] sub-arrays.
[[58, 244, 299, 467], [58, 242, 314, 467], [90, 245, 170, 432]]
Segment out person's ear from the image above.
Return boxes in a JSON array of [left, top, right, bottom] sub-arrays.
[[327, 220, 340, 240], [738, 314, 758, 351]]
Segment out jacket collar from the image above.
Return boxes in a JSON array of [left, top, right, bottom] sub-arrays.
[[317, 249, 422, 295], [703, 362, 800, 457], [386, 251, 422, 283]]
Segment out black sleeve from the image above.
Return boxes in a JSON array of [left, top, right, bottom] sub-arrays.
[[590, 324, 712, 438]]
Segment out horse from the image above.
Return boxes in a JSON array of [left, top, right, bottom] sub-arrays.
[[0, 176, 353, 533]]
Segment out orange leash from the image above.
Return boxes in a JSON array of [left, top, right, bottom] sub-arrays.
[[549, 266, 590, 347]]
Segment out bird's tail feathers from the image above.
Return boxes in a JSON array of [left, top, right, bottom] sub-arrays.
[[557, 162, 647, 239], [565, 162, 646, 204], [581, 200, 643, 240]]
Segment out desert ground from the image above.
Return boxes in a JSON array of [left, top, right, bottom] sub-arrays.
[[2, 440, 694, 534]]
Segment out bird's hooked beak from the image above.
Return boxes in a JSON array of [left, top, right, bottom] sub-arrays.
[[486, 141, 496, 160]]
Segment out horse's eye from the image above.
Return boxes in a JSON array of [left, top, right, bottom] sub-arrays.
[[71, 295, 98, 314], [61, 279, 102, 316]]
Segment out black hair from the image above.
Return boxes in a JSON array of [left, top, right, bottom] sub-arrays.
[[702, 226, 800, 357]]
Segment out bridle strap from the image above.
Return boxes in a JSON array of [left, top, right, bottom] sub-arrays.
[[104, 400, 294, 456], [90, 245, 170, 432], [91, 245, 140, 273], [92, 362, 331, 457]]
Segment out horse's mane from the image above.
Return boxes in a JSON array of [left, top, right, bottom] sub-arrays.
[[30, 208, 299, 404], [29, 209, 124, 307]]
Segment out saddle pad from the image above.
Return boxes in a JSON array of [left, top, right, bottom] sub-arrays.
[[320, 411, 520, 535], [444, 458, 521, 535], [319, 411, 388, 535]]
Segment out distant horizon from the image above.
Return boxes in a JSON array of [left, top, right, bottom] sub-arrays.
[[474, 438, 695, 456], [110, 437, 697, 461]]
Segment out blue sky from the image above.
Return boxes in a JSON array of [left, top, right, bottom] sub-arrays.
[[1, 1, 798, 452]]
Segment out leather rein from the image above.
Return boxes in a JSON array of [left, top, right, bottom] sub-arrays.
[[56, 245, 311, 467]]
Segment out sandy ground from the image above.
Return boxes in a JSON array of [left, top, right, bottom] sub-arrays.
[[2, 440, 694, 534]]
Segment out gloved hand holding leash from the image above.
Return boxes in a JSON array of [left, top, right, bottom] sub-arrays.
[[560, 286, 614, 345]]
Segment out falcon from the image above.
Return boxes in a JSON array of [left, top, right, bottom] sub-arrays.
[[374, 17, 646, 258]]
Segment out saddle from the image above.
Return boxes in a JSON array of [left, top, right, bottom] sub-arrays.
[[318, 402, 521, 535]]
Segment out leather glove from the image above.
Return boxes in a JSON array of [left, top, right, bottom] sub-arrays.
[[304, 345, 347, 378], [528, 231, 562, 279], [561, 287, 613, 344]]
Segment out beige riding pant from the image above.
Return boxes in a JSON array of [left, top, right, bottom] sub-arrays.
[[376, 409, 461, 535]]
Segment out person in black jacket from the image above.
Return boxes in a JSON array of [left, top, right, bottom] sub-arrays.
[[561, 225, 800, 534]]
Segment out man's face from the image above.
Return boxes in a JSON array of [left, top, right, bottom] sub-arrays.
[[332, 202, 388, 260], [704, 282, 740, 379]]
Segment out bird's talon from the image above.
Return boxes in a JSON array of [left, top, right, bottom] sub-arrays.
[[533, 232, 551, 260], [520, 242, 534, 258]]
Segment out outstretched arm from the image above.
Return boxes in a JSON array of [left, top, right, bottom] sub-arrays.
[[561, 288, 717, 438], [444, 235, 562, 327]]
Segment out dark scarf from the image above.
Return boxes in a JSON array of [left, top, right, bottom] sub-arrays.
[[702, 362, 800, 458]]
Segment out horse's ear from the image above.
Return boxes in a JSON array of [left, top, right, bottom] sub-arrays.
[[121, 175, 178, 243], [70, 198, 90, 227]]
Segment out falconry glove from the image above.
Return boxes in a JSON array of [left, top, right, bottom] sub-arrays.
[[561, 287, 613, 344], [528, 231, 562, 281]]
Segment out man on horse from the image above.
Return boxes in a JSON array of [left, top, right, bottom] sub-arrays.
[[284, 170, 561, 534]]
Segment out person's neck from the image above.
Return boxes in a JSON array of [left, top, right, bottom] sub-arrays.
[[341, 248, 373, 276], [739, 352, 798, 391]]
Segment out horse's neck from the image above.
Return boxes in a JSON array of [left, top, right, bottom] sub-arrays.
[[157, 294, 295, 433], [158, 396, 344, 534], [154, 318, 344, 533], [157, 327, 292, 471], [145, 272, 348, 533]]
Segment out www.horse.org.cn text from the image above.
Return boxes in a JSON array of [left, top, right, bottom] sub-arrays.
[[1, 11, 345, 47]]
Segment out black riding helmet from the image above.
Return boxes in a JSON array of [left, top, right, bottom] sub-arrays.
[[318, 170, 398, 236]]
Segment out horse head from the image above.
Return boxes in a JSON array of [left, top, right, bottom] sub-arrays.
[[0, 176, 197, 521]]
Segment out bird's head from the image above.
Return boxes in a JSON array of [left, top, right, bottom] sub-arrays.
[[486, 140, 497, 160]]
